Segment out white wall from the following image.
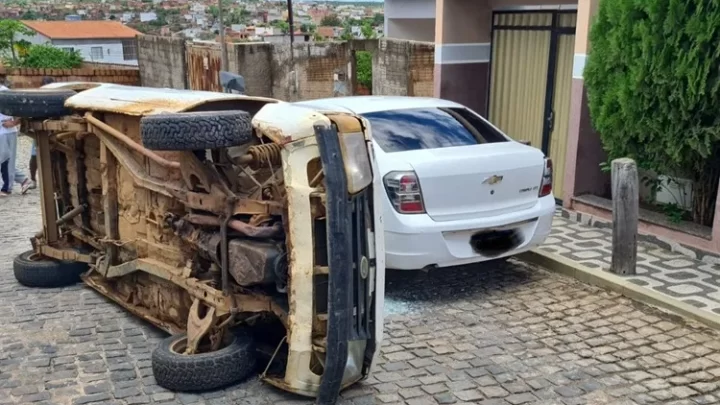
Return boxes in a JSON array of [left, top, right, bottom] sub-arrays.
[[385, 18, 435, 42], [385, 0, 436, 19], [51, 39, 138, 66], [14, 31, 138, 66], [16, 32, 50, 46]]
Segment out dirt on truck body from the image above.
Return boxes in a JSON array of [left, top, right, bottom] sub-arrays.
[[0, 82, 385, 404]]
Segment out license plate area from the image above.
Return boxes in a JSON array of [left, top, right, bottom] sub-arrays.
[[470, 228, 523, 257]]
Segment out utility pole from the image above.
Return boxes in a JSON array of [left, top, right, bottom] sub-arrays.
[[218, 0, 228, 71], [287, 0, 294, 45]]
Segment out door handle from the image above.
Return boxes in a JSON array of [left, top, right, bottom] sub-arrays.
[[547, 110, 555, 133]]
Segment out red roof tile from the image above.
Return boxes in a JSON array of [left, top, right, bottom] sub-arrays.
[[21, 20, 141, 40]]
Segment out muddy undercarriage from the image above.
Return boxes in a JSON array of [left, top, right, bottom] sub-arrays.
[[2, 84, 382, 403]]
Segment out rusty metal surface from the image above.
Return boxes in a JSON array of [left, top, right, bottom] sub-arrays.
[[25, 85, 381, 398], [187, 44, 222, 92], [183, 214, 283, 239], [41, 81, 105, 91], [27, 119, 86, 133], [38, 245, 94, 264], [86, 113, 181, 170], [227, 239, 286, 287], [253, 103, 331, 144], [63, 83, 278, 116], [185, 299, 217, 355]]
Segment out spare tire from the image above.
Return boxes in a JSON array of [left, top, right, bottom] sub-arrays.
[[141, 111, 253, 151], [0, 89, 75, 118], [152, 329, 257, 392]]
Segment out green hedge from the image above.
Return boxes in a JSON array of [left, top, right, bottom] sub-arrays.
[[584, 0, 720, 225]]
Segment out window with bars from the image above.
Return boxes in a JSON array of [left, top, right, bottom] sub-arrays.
[[122, 39, 137, 60], [90, 46, 103, 60]]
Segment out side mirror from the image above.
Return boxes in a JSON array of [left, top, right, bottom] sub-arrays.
[[219, 71, 246, 94], [519, 140, 531, 146]]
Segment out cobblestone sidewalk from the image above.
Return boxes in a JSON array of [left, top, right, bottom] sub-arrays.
[[541, 213, 720, 317], [5, 138, 720, 404]]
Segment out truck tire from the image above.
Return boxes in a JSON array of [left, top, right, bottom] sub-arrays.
[[0, 89, 75, 118], [13, 250, 88, 288], [140, 111, 253, 151], [152, 329, 257, 392]]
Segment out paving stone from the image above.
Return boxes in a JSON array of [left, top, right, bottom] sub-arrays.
[[479, 386, 509, 399], [454, 389, 484, 401], [2, 175, 720, 405], [505, 393, 536, 404]]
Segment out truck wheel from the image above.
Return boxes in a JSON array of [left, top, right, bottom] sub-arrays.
[[13, 250, 88, 288], [152, 329, 257, 392], [140, 111, 253, 151], [0, 89, 75, 118]]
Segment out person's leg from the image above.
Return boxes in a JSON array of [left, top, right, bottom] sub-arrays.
[[7, 132, 30, 193], [29, 140, 37, 189], [6, 132, 17, 192], [1, 160, 9, 195]]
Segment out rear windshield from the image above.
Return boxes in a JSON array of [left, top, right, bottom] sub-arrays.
[[362, 107, 508, 153]]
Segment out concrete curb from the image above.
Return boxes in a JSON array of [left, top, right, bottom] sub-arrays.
[[518, 249, 720, 330]]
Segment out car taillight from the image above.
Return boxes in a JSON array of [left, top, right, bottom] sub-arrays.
[[539, 158, 553, 197], [383, 171, 426, 214]]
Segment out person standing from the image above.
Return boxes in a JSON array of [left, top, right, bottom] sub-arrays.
[[0, 83, 31, 196], [28, 141, 37, 189], [0, 122, 10, 195], [27, 77, 55, 190]]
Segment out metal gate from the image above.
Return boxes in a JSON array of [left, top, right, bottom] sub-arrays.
[[488, 10, 577, 201], [186, 43, 222, 92]]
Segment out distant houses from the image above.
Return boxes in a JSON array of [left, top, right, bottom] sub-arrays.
[[18, 20, 141, 66]]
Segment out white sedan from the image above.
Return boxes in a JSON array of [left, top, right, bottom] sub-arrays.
[[296, 96, 555, 270]]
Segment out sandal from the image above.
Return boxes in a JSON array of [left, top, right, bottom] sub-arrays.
[[0, 191, 10, 197], [20, 178, 31, 195]]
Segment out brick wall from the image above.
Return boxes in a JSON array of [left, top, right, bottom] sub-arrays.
[[408, 42, 435, 97], [136, 36, 436, 100], [137, 36, 187, 89], [0, 66, 140, 89], [373, 38, 435, 97], [275, 42, 353, 102], [228, 42, 274, 98], [373, 39, 411, 96]]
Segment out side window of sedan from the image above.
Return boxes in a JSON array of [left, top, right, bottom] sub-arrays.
[[447, 108, 509, 144]]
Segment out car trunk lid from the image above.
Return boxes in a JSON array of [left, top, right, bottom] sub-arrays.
[[405, 142, 545, 222]]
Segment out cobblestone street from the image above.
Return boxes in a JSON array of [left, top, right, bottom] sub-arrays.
[[3, 138, 720, 405]]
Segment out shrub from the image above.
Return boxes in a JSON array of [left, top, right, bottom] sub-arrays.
[[584, 0, 720, 226], [356, 50, 372, 92], [18, 44, 83, 69]]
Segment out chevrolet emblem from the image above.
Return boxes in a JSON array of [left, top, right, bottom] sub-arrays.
[[483, 175, 504, 185]]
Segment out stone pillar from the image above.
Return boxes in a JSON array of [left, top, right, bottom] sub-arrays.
[[562, 0, 608, 206], [433, 0, 492, 115]]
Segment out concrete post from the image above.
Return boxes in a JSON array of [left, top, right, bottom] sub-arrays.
[[611, 158, 638, 275]]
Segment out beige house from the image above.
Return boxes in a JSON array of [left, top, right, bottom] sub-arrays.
[[433, 0, 720, 257]]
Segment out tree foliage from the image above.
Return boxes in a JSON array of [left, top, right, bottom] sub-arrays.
[[320, 14, 342, 27], [0, 20, 34, 63], [360, 20, 375, 39], [584, 0, 720, 225], [339, 24, 354, 41], [373, 13, 384, 25], [15, 44, 83, 69]]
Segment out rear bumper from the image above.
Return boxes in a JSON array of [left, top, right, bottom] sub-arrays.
[[385, 195, 555, 270]]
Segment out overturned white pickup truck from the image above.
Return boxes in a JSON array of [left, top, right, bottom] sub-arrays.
[[0, 82, 385, 404]]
